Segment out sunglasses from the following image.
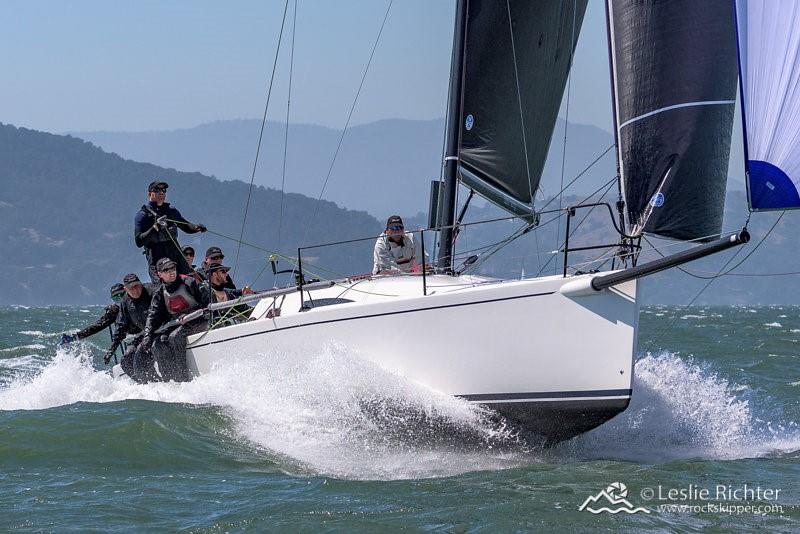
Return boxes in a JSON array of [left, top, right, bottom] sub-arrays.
[[387, 225, 404, 231], [111, 294, 123, 302], [209, 255, 224, 261], [152, 188, 167, 193]]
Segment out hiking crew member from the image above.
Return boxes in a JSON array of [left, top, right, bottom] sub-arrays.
[[206, 262, 253, 325], [141, 257, 210, 382], [181, 245, 203, 282], [134, 180, 207, 283], [373, 215, 419, 275], [106, 274, 158, 383], [60, 284, 125, 345], [198, 246, 236, 289]]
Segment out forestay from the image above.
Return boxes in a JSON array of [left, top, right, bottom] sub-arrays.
[[608, 0, 738, 241], [458, 0, 587, 218], [736, 0, 800, 211]]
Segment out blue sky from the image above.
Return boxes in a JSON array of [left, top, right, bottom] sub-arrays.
[[0, 0, 614, 133]]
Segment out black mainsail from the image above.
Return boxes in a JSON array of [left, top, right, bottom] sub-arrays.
[[457, 0, 588, 217], [607, 0, 738, 241]]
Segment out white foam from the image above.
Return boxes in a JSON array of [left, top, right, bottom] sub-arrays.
[[2, 345, 797, 479], [0, 344, 47, 352], [0, 343, 533, 480], [17, 330, 46, 336], [0, 355, 39, 369], [564, 352, 800, 462], [764, 322, 782, 327]]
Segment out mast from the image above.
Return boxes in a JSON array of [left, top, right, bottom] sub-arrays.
[[436, 0, 468, 273]]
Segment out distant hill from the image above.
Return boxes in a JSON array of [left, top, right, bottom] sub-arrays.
[[3, 121, 798, 306], [0, 123, 381, 305], [71, 118, 619, 219]]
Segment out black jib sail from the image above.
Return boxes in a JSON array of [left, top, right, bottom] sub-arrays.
[[608, 0, 738, 241], [458, 0, 588, 218]]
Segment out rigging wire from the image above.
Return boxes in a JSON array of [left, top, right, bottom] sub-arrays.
[[535, 177, 618, 277], [646, 211, 785, 349], [232, 0, 291, 277], [539, 143, 615, 211], [273, 0, 299, 286], [301, 0, 393, 246], [505, 0, 535, 210], [554, 0, 578, 274], [641, 211, 785, 280]]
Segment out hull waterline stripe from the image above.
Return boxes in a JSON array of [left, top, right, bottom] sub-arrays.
[[618, 100, 735, 129], [459, 388, 632, 402], [473, 395, 630, 404], [189, 289, 556, 349]]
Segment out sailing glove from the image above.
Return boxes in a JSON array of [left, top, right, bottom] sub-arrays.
[[195, 223, 207, 233], [59, 333, 75, 345], [140, 335, 153, 352], [103, 350, 114, 365]]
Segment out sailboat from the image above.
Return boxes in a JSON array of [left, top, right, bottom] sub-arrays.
[[175, 0, 798, 443]]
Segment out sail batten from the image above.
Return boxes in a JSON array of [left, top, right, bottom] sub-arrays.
[[457, 0, 588, 212], [608, 0, 738, 241]]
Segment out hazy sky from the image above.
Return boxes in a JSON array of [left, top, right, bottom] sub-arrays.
[[0, 0, 613, 133]]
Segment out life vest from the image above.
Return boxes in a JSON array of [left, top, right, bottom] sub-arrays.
[[142, 204, 179, 245], [162, 282, 200, 316]]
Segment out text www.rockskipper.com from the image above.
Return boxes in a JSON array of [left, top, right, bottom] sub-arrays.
[[655, 503, 784, 516]]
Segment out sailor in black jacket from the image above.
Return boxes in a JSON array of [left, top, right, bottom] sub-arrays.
[[106, 274, 158, 383], [134, 180, 207, 283], [60, 284, 125, 345], [141, 258, 210, 382]]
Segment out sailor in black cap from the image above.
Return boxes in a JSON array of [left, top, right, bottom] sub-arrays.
[[60, 283, 125, 345], [205, 262, 253, 325], [372, 215, 420, 274], [140, 257, 210, 382], [198, 246, 237, 290], [105, 273, 158, 382], [134, 179, 208, 284]]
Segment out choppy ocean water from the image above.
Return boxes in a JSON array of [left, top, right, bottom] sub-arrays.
[[1, 305, 798, 532]]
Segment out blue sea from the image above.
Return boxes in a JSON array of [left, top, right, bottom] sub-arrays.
[[1, 305, 798, 532]]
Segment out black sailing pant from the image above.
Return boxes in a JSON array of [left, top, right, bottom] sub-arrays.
[[151, 320, 208, 382], [120, 335, 158, 384]]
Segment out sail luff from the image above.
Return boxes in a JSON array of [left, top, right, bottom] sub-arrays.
[[608, 0, 738, 242], [605, 0, 627, 234]]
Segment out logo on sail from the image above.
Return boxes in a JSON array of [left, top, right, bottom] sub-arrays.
[[578, 482, 651, 514], [650, 192, 665, 207], [465, 113, 474, 131]]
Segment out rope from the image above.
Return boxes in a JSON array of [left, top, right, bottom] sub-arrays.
[[232, 0, 291, 277], [301, 0, 393, 246]]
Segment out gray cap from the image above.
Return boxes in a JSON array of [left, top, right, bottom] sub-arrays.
[[156, 257, 177, 272], [122, 273, 142, 288]]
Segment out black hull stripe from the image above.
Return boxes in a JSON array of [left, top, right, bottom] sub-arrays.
[[459, 389, 632, 402], [190, 289, 555, 349]]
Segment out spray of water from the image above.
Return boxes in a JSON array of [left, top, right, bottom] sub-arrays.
[[1, 344, 798, 479]]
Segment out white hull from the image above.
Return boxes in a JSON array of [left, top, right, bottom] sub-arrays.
[[186, 273, 639, 442]]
